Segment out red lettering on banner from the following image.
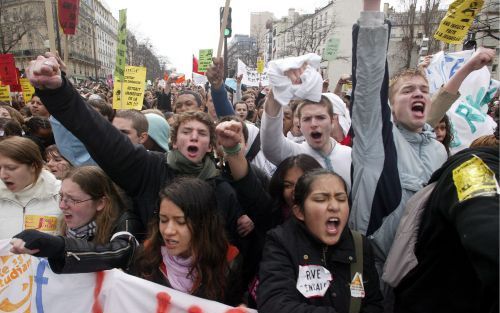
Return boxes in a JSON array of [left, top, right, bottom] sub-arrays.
[[156, 292, 171, 313], [188, 305, 203, 313], [92, 271, 105, 313], [225, 308, 247, 313]]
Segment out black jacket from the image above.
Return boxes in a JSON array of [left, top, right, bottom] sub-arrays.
[[37, 78, 243, 244], [257, 218, 383, 313], [394, 147, 499, 313], [49, 210, 143, 274]]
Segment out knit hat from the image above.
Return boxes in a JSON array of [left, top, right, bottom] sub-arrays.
[[145, 113, 170, 152]]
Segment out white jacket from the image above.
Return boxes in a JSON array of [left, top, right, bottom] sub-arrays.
[[0, 169, 61, 239]]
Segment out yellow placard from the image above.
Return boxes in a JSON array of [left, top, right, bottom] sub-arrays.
[[19, 78, 35, 103], [257, 58, 264, 74], [452, 155, 499, 202], [113, 66, 147, 110], [434, 0, 484, 44], [24, 215, 58, 234], [0, 85, 11, 102]]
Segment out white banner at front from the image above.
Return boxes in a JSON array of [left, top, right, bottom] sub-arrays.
[[0, 239, 257, 313]]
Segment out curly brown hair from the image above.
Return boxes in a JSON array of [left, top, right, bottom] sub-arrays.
[[170, 111, 216, 149]]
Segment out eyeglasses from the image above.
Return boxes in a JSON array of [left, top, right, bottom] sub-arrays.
[[56, 194, 94, 206]]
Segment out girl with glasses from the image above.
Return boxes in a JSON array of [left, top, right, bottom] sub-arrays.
[[10, 166, 143, 273]]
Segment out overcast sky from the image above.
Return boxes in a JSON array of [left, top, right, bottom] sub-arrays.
[[104, 0, 450, 75]]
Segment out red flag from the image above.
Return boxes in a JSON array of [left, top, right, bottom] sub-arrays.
[[175, 74, 185, 84], [193, 55, 204, 75], [0, 54, 19, 87], [58, 0, 80, 35]]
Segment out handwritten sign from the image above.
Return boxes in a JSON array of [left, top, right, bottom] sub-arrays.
[[296, 265, 332, 298], [434, 0, 484, 44], [114, 9, 127, 81], [0, 85, 11, 102], [113, 66, 147, 110], [257, 58, 264, 74], [198, 49, 213, 73], [323, 37, 340, 61], [237, 59, 269, 87], [19, 78, 35, 103]]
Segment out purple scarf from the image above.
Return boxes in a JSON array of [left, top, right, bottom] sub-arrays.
[[160, 246, 195, 293]]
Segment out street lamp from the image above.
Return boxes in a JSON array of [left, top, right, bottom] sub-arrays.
[[91, 19, 99, 81]]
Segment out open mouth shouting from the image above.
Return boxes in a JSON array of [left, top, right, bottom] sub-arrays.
[[2, 180, 15, 191], [310, 131, 322, 141], [326, 217, 341, 235], [411, 101, 425, 118], [186, 145, 199, 158]]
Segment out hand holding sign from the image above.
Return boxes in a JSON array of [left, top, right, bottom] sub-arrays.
[[27, 56, 63, 90]]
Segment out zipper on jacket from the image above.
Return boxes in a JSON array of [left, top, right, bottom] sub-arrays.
[[321, 246, 328, 266], [66, 245, 131, 261]]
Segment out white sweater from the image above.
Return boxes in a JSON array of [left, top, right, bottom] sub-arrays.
[[0, 170, 61, 239]]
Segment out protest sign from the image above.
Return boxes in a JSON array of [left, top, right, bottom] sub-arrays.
[[19, 78, 35, 103], [198, 49, 213, 73], [237, 59, 269, 87], [426, 50, 498, 154], [0, 85, 11, 102], [434, 0, 484, 44], [57, 0, 80, 35], [193, 72, 208, 86], [257, 58, 264, 74], [0, 239, 257, 313], [323, 37, 340, 61], [113, 66, 147, 110], [0, 54, 18, 87], [114, 9, 127, 81]]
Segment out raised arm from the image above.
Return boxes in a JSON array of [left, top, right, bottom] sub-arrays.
[[207, 57, 235, 117], [260, 90, 303, 166], [27, 56, 164, 198], [350, 0, 403, 238]]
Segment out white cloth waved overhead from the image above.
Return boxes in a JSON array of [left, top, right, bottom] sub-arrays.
[[268, 53, 323, 106]]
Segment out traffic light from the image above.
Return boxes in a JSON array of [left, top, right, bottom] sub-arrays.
[[220, 7, 232, 38]]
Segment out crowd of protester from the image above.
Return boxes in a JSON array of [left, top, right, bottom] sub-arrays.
[[2, 1, 499, 312]]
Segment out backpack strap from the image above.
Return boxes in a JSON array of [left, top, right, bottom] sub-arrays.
[[245, 131, 261, 162], [349, 230, 363, 313]]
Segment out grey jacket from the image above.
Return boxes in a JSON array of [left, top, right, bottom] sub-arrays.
[[349, 11, 447, 260]]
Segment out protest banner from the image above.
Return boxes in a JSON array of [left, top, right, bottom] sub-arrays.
[[57, 0, 80, 35], [19, 78, 35, 103], [198, 49, 213, 73], [323, 37, 340, 61], [434, 0, 484, 44], [113, 66, 147, 110], [237, 59, 269, 87], [114, 9, 127, 81], [0, 54, 18, 87], [0, 85, 11, 103], [425, 50, 498, 154], [193, 72, 208, 86], [0, 240, 257, 313]]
